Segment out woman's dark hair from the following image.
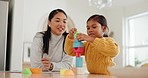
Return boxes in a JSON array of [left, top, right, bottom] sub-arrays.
[[87, 14, 109, 37], [42, 9, 68, 54]]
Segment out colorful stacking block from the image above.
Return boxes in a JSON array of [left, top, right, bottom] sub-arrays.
[[73, 39, 83, 47], [71, 67, 84, 75], [60, 69, 74, 76], [72, 31, 85, 74], [30, 68, 42, 74], [22, 68, 32, 74], [60, 69, 67, 75], [76, 57, 83, 67], [74, 31, 79, 38], [64, 70, 74, 76], [22, 68, 42, 74], [76, 68, 85, 74], [73, 47, 84, 57]]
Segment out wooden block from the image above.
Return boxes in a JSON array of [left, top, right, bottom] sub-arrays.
[[64, 70, 74, 76], [73, 39, 83, 47], [30, 68, 42, 74], [60, 69, 67, 75], [76, 68, 85, 75], [22, 68, 32, 74], [76, 57, 83, 67]]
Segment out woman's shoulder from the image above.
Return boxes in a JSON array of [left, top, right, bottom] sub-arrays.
[[34, 31, 45, 38]]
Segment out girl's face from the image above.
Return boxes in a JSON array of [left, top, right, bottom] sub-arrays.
[[48, 12, 67, 36], [87, 20, 106, 38]]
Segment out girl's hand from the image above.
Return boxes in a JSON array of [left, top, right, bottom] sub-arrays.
[[41, 58, 52, 70], [68, 28, 77, 39], [77, 33, 95, 42]]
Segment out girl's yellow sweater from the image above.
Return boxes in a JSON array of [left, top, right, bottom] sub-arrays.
[[64, 36, 119, 75]]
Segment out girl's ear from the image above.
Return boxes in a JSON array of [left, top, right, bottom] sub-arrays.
[[102, 26, 107, 32]]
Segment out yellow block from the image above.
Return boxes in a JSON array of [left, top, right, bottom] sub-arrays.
[[65, 70, 74, 76], [60, 69, 67, 75], [60, 69, 74, 76]]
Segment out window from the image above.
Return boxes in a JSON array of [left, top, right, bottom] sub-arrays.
[[124, 12, 148, 67]]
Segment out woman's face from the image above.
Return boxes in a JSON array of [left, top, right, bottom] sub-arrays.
[[48, 12, 67, 36], [87, 20, 106, 38]]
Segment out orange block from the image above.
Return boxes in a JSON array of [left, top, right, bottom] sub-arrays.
[[30, 68, 42, 74]]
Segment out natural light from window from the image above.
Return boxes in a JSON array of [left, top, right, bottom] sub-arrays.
[[125, 12, 148, 67]]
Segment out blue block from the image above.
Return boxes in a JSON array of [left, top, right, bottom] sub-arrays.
[[76, 57, 83, 67], [73, 39, 83, 47]]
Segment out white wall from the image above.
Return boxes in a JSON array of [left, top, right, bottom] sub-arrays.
[[10, 0, 24, 71], [23, 0, 104, 42], [125, 2, 148, 17], [104, 7, 124, 68], [65, 0, 105, 34], [23, 0, 67, 42]]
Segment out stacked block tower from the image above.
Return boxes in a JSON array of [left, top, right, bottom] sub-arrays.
[[73, 32, 84, 74]]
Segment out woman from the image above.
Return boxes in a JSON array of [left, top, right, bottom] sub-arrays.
[[30, 9, 73, 72]]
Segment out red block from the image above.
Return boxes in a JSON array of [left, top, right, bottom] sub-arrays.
[[73, 47, 84, 57]]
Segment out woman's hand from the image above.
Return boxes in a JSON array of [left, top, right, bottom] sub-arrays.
[[41, 58, 52, 70], [68, 28, 77, 39], [77, 33, 95, 42]]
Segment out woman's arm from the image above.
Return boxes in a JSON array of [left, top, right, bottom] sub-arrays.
[[30, 33, 44, 68], [51, 53, 73, 71]]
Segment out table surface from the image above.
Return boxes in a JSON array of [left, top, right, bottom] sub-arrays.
[[0, 71, 117, 78], [1, 67, 148, 78]]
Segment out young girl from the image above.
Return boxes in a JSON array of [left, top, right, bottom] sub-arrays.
[[65, 14, 119, 75]]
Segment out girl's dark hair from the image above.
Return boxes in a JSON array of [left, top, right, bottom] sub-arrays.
[[42, 9, 68, 54], [87, 14, 109, 37]]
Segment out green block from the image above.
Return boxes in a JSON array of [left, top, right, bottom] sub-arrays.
[[22, 68, 32, 74], [74, 31, 79, 38]]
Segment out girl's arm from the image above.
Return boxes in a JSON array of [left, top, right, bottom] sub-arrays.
[[92, 37, 119, 57], [64, 35, 76, 56]]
